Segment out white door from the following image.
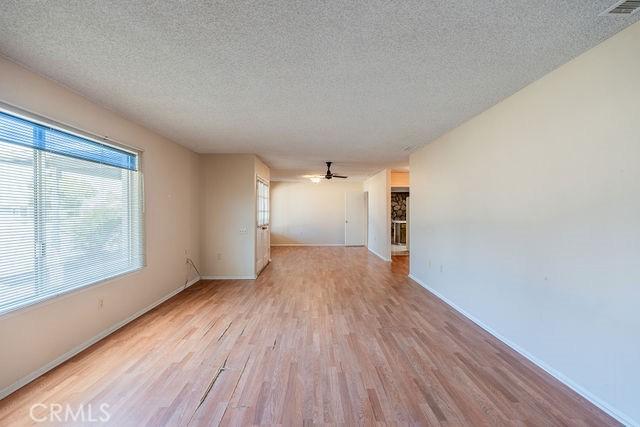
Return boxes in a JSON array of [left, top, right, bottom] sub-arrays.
[[256, 179, 270, 275], [345, 191, 365, 246]]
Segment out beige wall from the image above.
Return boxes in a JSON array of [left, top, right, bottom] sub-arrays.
[[409, 22, 640, 425], [390, 171, 409, 187], [270, 180, 363, 245], [364, 170, 390, 261], [0, 57, 202, 396], [200, 154, 267, 279]]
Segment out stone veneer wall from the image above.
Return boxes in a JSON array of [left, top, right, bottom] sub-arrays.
[[391, 192, 408, 221]]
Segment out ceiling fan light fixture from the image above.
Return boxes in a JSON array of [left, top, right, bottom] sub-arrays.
[[324, 161, 348, 180], [310, 177, 321, 183]]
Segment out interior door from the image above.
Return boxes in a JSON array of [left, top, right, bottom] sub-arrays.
[[345, 191, 365, 246], [256, 178, 270, 275]]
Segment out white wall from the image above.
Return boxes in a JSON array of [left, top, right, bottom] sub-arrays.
[[270, 180, 363, 245], [200, 154, 268, 279], [364, 170, 390, 261], [0, 57, 201, 395], [409, 22, 640, 425]]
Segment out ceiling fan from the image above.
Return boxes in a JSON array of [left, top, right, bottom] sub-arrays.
[[323, 162, 348, 180]]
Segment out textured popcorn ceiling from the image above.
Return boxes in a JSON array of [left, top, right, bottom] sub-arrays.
[[0, 1, 637, 180]]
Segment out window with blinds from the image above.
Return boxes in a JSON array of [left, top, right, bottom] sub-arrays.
[[0, 110, 144, 315], [257, 179, 269, 227]]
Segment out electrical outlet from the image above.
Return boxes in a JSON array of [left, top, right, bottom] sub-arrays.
[[240, 226, 248, 234], [98, 298, 104, 309]]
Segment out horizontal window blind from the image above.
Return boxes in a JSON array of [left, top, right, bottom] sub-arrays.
[[0, 111, 137, 170], [0, 110, 144, 315]]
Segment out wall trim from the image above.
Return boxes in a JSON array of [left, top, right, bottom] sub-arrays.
[[0, 277, 202, 401], [200, 275, 257, 280], [407, 273, 637, 427], [367, 247, 391, 262], [270, 243, 345, 247], [184, 276, 201, 288]]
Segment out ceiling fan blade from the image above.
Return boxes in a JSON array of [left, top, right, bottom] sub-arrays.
[[332, 175, 348, 178]]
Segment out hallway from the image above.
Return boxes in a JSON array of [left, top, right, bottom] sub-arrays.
[[0, 247, 615, 425]]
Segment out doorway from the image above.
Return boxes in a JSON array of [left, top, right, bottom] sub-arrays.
[[345, 191, 366, 246], [391, 186, 409, 256]]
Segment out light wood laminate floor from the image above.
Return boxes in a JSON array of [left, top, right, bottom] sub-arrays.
[[0, 247, 617, 426]]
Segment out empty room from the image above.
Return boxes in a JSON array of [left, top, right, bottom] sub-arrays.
[[0, 1, 639, 426]]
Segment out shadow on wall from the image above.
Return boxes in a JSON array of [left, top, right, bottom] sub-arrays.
[[269, 233, 307, 245]]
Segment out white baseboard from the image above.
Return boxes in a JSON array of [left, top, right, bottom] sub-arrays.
[[0, 276, 202, 401], [270, 243, 345, 247], [201, 275, 256, 280], [407, 273, 637, 427], [185, 276, 201, 288], [367, 247, 390, 262]]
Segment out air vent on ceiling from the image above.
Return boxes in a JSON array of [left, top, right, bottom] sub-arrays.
[[602, 0, 640, 15]]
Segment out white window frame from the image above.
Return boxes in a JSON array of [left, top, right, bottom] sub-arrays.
[[257, 178, 269, 227], [0, 102, 146, 316]]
